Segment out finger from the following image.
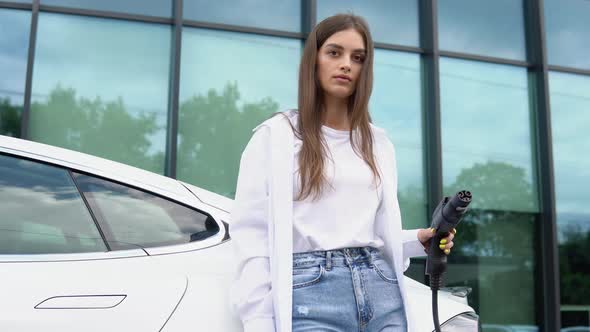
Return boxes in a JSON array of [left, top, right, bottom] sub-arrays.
[[451, 228, 457, 235], [438, 241, 454, 250], [447, 232, 455, 241], [444, 249, 451, 255]]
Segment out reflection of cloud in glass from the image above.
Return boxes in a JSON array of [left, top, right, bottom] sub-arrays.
[[545, 0, 590, 70], [549, 71, 590, 216], [317, 0, 419, 46], [440, 57, 537, 211], [180, 28, 299, 110], [31, 13, 170, 154], [0, 186, 103, 243], [370, 49, 422, 190], [0, 9, 30, 104], [184, 0, 300, 32], [438, 0, 526, 60]]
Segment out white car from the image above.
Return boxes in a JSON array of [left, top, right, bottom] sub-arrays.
[[0, 135, 479, 331]]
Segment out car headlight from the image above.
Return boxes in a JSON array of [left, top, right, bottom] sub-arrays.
[[439, 312, 479, 332]]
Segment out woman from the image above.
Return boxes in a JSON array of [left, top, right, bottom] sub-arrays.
[[230, 14, 455, 332]]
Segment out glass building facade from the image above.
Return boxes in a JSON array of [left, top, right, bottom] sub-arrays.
[[0, 1, 587, 330]]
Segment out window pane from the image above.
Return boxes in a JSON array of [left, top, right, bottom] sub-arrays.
[[29, 13, 170, 174], [550, 71, 590, 328], [440, 58, 538, 213], [41, 0, 172, 18], [438, 0, 526, 60], [440, 58, 539, 329], [0, 9, 30, 137], [177, 28, 299, 197], [73, 173, 218, 249], [370, 50, 425, 230], [183, 0, 300, 32], [0, 154, 106, 254], [545, 0, 590, 70], [317, 0, 419, 47]]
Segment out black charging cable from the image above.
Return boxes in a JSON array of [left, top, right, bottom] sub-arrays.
[[426, 190, 472, 332]]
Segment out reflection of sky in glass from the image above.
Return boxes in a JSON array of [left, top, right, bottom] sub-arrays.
[[438, 0, 526, 60], [179, 28, 299, 110], [370, 49, 424, 229], [549, 72, 590, 235], [31, 13, 170, 155], [370, 50, 422, 190], [317, 0, 419, 47], [0, 9, 30, 105], [0, 155, 105, 254], [41, 0, 172, 18], [184, 0, 300, 32], [440, 57, 537, 212], [544, 0, 590, 70]]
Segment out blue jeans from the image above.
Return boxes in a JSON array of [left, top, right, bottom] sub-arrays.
[[292, 247, 407, 332]]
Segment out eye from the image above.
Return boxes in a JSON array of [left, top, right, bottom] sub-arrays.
[[353, 54, 366, 63], [327, 50, 339, 57]]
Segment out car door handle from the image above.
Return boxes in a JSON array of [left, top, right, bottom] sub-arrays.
[[35, 295, 126, 309]]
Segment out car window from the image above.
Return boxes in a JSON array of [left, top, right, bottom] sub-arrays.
[[0, 154, 107, 254], [72, 173, 219, 250]]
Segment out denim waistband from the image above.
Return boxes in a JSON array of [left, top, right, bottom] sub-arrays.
[[292, 246, 384, 269]]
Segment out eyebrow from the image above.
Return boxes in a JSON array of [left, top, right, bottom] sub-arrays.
[[324, 43, 366, 53]]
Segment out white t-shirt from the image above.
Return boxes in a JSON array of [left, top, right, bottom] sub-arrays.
[[292, 125, 385, 253]]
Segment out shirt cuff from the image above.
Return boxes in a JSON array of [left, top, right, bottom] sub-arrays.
[[243, 317, 275, 332]]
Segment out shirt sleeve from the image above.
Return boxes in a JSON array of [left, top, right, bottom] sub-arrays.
[[230, 127, 276, 332]]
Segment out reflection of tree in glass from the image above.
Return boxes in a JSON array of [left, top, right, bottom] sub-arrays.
[[442, 161, 537, 325], [177, 82, 278, 198], [0, 98, 22, 137], [559, 224, 590, 305], [29, 85, 163, 173]]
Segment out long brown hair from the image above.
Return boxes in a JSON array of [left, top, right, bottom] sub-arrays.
[[292, 13, 381, 201]]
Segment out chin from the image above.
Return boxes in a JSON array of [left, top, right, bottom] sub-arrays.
[[327, 87, 354, 99]]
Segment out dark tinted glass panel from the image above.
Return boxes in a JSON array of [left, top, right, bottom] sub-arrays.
[[177, 28, 299, 197], [0, 9, 30, 137], [0, 154, 106, 254], [73, 173, 218, 249], [41, 0, 172, 17], [29, 13, 170, 174], [550, 71, 590, 328], [440, 58, 538, 329], [317, 0, 419, 46], [183, 0, 300, 32], [545, 0, 590, 70], [439, 0, 526, 60]]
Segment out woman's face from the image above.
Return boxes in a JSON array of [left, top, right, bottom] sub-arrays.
[[316, 28, 366, 101]]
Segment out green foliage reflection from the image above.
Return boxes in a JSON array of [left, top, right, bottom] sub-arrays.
[[177, 82, 278, 197], [29, 85, 164, 174], [0, 98, 22, 137]]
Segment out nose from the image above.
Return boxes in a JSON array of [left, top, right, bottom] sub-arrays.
[[340, 59, 351, 73]]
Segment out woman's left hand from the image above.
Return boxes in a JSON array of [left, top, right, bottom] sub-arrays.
[[417, 227, 457, 255]]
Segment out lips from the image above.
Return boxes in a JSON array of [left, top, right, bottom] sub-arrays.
[[333, 75, 352, 82]]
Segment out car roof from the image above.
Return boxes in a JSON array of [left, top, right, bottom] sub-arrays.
[[0, 135, 233, 214]]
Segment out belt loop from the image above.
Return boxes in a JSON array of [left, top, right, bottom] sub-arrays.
[[363, 247, 373, 265], [326, 251, 332, 271]]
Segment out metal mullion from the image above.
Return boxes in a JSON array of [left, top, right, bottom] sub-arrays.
[[548, 65, 590, 77], [524, 0, 560, 331], [374, 42, 423, 54], [165, 0, 182, 179], [38, 4, 174, 25], [182, 19, 303, 39], [419, 0, 442, 223], [301, 0, 316, 36], [20, 0, 39, 140], [439, 50, 532, 68], [0, 1, 31, 10]]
